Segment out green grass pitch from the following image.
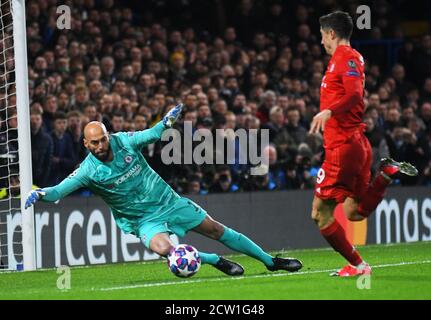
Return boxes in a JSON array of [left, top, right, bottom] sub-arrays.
[[1, 241, 430, 299]]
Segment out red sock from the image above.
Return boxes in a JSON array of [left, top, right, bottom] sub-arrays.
[[357, 174, 390, 217], [320, 220, 363, 266]]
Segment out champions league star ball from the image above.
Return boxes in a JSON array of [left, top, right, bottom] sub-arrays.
[[167, 244, 201, 278]]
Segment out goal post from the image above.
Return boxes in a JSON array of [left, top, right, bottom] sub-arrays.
[[13, 0, 35, 271]]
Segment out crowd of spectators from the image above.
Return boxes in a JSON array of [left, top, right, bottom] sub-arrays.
[[1, 0, 431, 197]]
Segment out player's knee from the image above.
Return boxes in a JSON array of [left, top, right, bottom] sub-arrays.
[[346, 210, 365, 221], [311, 197, 336, 227], [345, 208, 358, 221], [311, 202, 325, 224], [311, 207, 332, 228], [311, 209, 320, 224], [151, 240, 173, 256], [208, 223, 225, 240], [343, 199, 364, 221], [157, 244, 173, 257]]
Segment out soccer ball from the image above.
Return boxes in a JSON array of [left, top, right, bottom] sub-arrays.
[[167, 244, 201, 278]]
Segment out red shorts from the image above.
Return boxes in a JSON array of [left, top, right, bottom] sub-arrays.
[[314, 131, 372, 203]]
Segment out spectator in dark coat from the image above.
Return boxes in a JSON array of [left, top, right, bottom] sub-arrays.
[[209, 165, 240, 193], [30, 109, 52, 187], [22, 0, 431, 192], [262, 106, 285, 142], [42, 94, 58, 133], [49, 112, 78, 185], [285, 107, 308, 145], [420, 102, 431, 131], [66, 110, 87, 163]]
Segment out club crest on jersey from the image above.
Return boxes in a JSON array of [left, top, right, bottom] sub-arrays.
[[348, 60, 357, 69], [124, 155, 133, 164]]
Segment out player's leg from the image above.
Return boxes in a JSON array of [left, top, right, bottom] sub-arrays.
[[356, 159, 418, 218], [313, 139, 369, 276], [311, 195, 366, 275], [311, 195, 337, 228], [148, 232, 174, 256], [351, 136, 390, 219], [192, 214, 302, 272], [164, 198, 244, 275], [148, 232, 220, 265], [343, 137, 374, 221], [193, 215, 275, 265], [186, 217, 245, 275], [168, 197, 302, 273], [343, 135, 417, 220], [343, 197, 364, 221], [343, 156, 376, 222], [140, 220, 221, 267]]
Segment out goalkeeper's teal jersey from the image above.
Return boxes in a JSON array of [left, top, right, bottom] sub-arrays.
[[42, 122, 181, 234]]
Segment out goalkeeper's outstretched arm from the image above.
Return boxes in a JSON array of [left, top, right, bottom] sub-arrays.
[[25, 166, 89, 209], [42, 171, 88, 201], [129, 121, 167, 149], [130, 103, 183, 149]]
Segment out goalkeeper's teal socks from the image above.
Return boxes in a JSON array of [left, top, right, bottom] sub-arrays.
[[219, 227, 274, 267], [199, 252, 220, 265], [197, 228, 275, 267]]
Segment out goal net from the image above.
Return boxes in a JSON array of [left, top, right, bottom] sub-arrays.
[[0, 0, 35, 271]]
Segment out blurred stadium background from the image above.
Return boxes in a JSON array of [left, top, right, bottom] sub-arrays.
[[15, 0, 431, 194], [0, 0, 430, 287]]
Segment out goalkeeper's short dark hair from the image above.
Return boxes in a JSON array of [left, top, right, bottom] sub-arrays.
[[319, 11, 354, 40]]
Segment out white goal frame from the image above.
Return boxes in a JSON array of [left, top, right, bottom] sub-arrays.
[[12, 0, 35, 271]]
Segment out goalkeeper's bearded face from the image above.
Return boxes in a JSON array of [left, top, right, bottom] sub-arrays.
[[83, 122, 111, 161], [88, 135, 110, 161]]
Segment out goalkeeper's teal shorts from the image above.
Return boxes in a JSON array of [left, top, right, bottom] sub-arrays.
[[137, 197, 207, 248]]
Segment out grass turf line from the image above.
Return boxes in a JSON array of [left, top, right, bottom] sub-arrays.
[[0, 241, 430, 299]]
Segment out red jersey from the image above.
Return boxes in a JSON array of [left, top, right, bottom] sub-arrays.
[[320, 45, 365, 149]]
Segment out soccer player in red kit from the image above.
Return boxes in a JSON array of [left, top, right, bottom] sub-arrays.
[[309, 11, 418, 277]]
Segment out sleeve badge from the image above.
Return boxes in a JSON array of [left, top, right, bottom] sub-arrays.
[[348, 60, 357, 69]]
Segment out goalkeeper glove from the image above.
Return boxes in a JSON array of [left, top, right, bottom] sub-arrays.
[[163, 103, 183, 128], [24, 189, 46, 209]]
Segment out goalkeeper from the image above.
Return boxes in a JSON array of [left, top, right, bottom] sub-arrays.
[[25, 104, 302, 276]]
